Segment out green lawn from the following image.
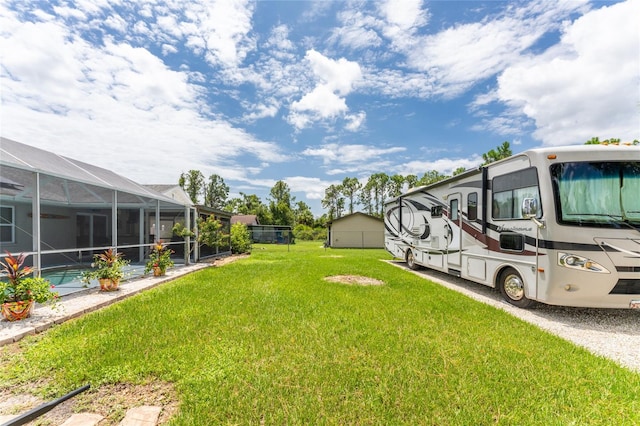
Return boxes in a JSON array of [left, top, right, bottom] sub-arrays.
[[1, 241, 639, 425]]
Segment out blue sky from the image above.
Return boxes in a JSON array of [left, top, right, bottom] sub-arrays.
[[1, 0, 638, 216]]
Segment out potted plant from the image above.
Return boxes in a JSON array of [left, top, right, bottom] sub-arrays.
[[144, 240, 174, 277], [1, 252, 58, 321], [81, 248, 130, 291]]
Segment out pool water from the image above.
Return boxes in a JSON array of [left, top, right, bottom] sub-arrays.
[[40, 265, 146, 296]]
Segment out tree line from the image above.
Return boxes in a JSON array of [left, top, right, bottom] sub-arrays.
[[177, 142, 514, 237], [321, 141, 512, 220]]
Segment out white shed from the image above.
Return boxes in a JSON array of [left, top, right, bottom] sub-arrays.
[[328, 212, 384, 248]]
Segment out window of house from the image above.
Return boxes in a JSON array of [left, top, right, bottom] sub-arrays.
[[0, 206, 15, 243]]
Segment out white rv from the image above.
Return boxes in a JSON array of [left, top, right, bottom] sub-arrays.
[[384, 144, 640, 309]]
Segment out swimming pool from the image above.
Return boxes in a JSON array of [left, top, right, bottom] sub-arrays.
[[41, 265, 146, 296]]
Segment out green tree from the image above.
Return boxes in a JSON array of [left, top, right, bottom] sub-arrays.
[[225, 193, 272, 224], [358, 187, 373, 215], [341, 177, 362, 215], [453, 167, 466, 176], [482, 141, 512, 165], [322, 184, 343, 221], [178, 170, 205, 204], [314, 214, 328, 229], [417, 170, 447, 187], [364, 173, 389, 217], [294, 201, 314, 227], [230, 222, 252, 254], [585, 137, 636, 145], [387, 174, 406, 198], [203, 174, 229, 209], [585, 137, 601, 145], [197, 215, 226, 248], [223, 197, 243, 214], [293, 224, 315, 241], [173, 215, 227, 257], [336, 197, 345, 218], [313, 227, 328, 241], [241, 193, 265, 215], [270, 180, 294, 206], [404, 174, 418, 189], [269, 180, 295, 226]]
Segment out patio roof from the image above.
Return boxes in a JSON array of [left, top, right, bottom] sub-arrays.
[[0, 137, 189, 208]]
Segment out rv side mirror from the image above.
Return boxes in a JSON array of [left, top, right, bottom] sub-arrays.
[[521, 198, 538, 219]]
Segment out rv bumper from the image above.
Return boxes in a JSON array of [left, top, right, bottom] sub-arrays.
[[630, 300, 640, 309]]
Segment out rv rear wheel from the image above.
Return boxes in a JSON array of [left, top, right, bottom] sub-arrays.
[[498, 267, 535, 308], [406, 250, 420, 270]]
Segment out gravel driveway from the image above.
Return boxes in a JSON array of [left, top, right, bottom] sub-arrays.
[[387, 261, 640, 373]]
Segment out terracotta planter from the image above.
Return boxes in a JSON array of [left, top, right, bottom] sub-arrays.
[[98, 278, 120, 292], [2, 300, 35, 321], [153, 266, 165, 277]]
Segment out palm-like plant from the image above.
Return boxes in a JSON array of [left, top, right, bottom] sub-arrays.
[[1, 251, 58, 307], [81, 248, 130, 284]]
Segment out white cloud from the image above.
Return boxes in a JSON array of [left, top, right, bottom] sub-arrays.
[[330, 8, 383, 50], [288, 50, 362, 130], [284, 176, 336, 200], [302, 143, 405, 168], [104, 13, 128, 33], [409, 2, 587, 97], [363, 69, 435, 98], [306, 49, 362, 95], [291, 85, 347, 118], [243, 101, 280, 122], [345, 111, 366, 131], [377, 0, 428, 51], [495, 0, 640, 145], [192, 0, 256, 68], [265, 24, 294, 52], [351, 0, 590, 99], [0, 4, 287, 187]]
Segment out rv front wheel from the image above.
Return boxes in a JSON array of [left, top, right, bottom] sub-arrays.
[[406, 250, 420, 270], [498, 268, 535, 308]]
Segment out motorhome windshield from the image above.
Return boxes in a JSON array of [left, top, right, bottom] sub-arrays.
[[551, 161, 640, 228]]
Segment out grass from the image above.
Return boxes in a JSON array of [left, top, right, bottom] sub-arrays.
[[1, 241, 639, 424]]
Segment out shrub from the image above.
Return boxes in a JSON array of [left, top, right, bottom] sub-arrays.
[[293, 224, 327, 241], [230, 222, 252, 254], [293, 224, 314, 241], [313, 227, 327, 241]]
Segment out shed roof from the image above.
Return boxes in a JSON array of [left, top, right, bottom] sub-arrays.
[[327, 212, 382, 225]]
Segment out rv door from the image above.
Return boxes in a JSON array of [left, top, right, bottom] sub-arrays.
[[446, 194, 462, 270]]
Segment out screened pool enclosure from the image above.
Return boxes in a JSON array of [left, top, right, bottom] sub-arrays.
[[0, 137, 195, 280]]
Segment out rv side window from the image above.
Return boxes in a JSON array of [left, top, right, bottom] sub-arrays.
[[449, 199, 459, 221], [500, 233, 524, 252], [492, 167, 540, 220], [467, 192, 477, 221], [431, 205, 443, 217]]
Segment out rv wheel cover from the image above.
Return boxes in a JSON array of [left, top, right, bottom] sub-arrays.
[[503, 272, 525, 301]]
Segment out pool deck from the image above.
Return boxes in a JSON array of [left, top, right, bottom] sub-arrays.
[[1, 263, 211, 346]]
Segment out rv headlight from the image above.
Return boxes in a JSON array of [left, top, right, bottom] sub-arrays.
[[558, 253, 610, 273]]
